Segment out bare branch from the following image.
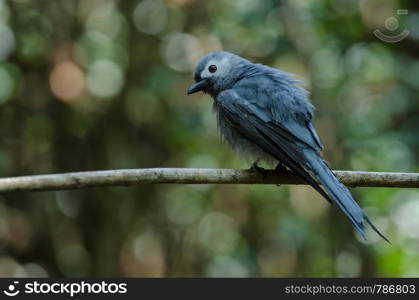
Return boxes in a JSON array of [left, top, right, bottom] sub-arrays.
[[0, 168, 418, 193]]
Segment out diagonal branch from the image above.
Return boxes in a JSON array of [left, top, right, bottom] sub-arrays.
[[0, 168, 418, 193]]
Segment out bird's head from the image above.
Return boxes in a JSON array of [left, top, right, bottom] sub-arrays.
[[187, 51, 250, 97]]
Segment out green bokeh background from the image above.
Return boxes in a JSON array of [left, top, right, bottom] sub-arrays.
[[0, 0, 418, 277]]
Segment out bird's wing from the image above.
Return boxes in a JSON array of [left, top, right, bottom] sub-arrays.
[[234, 70, 323, 152], [215, 89, 332, 203], [271, 111, 324, 152], [249, 92, 324, 152], [306, 121, 324, 151]]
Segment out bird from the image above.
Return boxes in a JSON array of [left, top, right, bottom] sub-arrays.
[[187, 51, 389, 242]]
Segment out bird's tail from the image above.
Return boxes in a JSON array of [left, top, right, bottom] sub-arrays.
[[303, 150, 389, 242]]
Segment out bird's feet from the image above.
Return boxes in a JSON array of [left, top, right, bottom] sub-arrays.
[[275, 162, 289, 173], [249, 161, 266, 174], [274, 163, 292, 187]]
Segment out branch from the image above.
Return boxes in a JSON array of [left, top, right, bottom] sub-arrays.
[[0, 168, 418, 193]]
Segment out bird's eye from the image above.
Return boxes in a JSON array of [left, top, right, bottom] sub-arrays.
[[208, 65, 217, 73]]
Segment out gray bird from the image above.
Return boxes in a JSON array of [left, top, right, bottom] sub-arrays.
[[188, 51, 388, 242]]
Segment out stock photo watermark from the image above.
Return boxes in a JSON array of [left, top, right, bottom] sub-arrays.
[[3, 281, 20, 297], [2, 280, 127, 298], [373, 9, 410, 43]]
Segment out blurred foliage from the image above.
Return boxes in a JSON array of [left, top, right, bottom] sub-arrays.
[[0, 0, 417, 277]]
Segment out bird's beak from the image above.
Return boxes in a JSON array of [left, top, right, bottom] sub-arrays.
[[187, 79, 208, 95]]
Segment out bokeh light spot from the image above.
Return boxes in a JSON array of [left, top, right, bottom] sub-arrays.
[[50, 61, 85, 102], [160, 32, 204, 72], [133, 0, 167, 35], [87, 60, 124, 98], [0, 24, 15, 60]]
